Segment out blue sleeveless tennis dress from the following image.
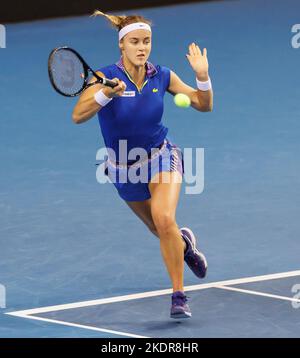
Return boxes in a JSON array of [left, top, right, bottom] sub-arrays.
[[97, 57, 184, 201]]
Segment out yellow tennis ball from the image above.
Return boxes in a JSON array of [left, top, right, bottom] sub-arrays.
[[174, 93, 191, 108]]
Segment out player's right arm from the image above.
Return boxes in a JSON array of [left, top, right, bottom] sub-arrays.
[[72, 71, 126, 124]]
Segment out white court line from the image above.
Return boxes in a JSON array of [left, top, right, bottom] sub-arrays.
[[10, 313, 148, 338], [216, 285, 300, 304], [6, 270, 300, 317], [5, 270, 300, 338]]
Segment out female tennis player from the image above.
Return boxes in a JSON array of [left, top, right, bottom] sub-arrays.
[[72, 10, 213, 319]]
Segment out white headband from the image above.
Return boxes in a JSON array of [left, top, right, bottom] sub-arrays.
[[119, 22, 151, 41]]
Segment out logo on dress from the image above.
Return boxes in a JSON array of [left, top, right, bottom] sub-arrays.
[[121, 91, 136, 97], [152, 88, 158, 92]]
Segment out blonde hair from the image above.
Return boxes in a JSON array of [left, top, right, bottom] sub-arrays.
[[92, 10, 152, 35]]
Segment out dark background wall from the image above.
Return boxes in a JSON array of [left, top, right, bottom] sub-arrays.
[[0, 0, 216, 23]]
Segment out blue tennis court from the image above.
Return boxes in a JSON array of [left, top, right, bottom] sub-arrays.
[[1, 0, 300, 337]]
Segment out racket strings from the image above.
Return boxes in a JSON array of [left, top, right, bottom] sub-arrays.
[[49, 49, 85, 96]]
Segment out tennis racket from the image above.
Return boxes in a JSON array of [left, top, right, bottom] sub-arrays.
[[48, 46, 118, 97]]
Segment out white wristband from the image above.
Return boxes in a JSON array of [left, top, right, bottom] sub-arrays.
[[196, 76, 212, 91], [94, 89, 113, 107]]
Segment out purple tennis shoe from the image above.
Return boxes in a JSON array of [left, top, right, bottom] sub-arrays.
[[170, 291, 191, 319], [180, 227, 208, 279]]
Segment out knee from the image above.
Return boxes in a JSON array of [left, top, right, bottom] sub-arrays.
[[151, 211, 177, 237]]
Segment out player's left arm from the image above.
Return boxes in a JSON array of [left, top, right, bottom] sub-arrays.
[[167, 43, 213, 112]]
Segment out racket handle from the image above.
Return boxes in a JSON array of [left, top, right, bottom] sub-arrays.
[[103, 78, 118, 88]]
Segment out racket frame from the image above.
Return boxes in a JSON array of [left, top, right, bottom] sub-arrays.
[[48, 46, 117, 97]]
